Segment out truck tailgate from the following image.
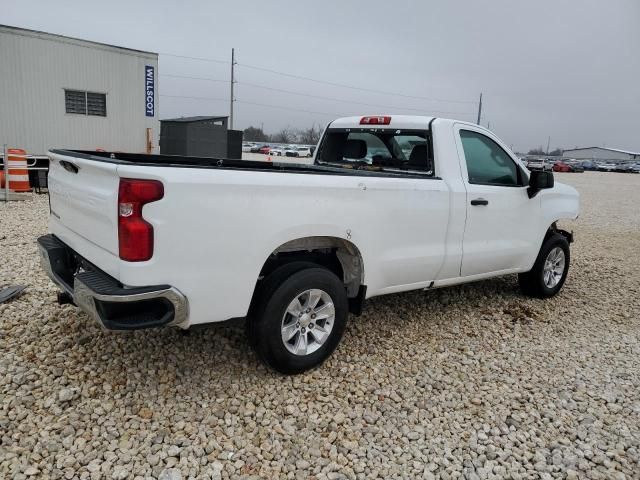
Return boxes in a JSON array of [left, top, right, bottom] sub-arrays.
[[48, 151, 119, 256]]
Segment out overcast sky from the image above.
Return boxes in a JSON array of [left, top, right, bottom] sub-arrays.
[[4, 0, 640, 152]]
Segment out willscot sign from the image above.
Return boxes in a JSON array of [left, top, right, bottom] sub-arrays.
[[145, 66, 155, 117]]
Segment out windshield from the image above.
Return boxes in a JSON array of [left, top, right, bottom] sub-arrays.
[[316, 128, 432, 175]]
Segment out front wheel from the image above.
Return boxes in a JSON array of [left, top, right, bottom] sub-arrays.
[[519, 233, 570, 298], [248, 266, 348, 374]]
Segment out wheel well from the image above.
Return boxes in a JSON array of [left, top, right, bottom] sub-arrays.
[[259, 236, 364, 298], [545, 222, 574, 244]]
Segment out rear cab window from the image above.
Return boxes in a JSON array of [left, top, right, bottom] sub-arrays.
[[316, 128, 434, 176]]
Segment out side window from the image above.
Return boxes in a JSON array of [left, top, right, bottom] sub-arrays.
[[460, 130, 520, 186]]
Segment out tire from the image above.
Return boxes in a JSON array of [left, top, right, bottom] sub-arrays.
[[519, 233, 570, 298], [248, 266, 348, 374]]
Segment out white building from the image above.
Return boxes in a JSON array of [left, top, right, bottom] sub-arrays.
[[562, 147, 639, 162], [0, 25, 159, 155]]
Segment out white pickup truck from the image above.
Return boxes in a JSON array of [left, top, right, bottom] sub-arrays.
[[39, 115, 579, 373]]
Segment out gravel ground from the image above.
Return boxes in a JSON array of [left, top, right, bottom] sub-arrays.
[[1, 172, 639, 480]]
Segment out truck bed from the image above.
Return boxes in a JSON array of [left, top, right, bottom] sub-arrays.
[[46, 146, 451, 325], [49, 149, 435, 179]]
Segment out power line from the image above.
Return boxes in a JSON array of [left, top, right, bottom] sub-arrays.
[[237, 62, 477, 104], [237, 80, 474, 116], [159, 75, 473, 115], [160, 73, 228, 83], [159, 94, 336, 117], [160, 92, 475, 120], [158, 52, 477, 107], [157, 52, 478, 119], [158, 52, 229, 64], [236, 100, 341, 117], [160, 94, 227, 102]]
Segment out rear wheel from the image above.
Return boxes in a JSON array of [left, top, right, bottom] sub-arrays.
[[519, 233, 570, 298], [248, 266, 348, 374]]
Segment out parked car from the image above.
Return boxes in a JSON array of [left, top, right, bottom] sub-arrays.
[[242, 143, 253, 153], [615, 163, 640, 173], [526, 158, 550, 171], [553, 161, 583, 173], [553, 161, 570, 173], [39, 114, 579, 374], [578, 160, 598, 171], [284, 145, 311, 157], [269, 146, 286, 156], [294, 147, 312, 157], [597, 163, 617, 172], [258, 145, 272, 155], [565, 160, 585, 172], [250, 144, 266, 153]]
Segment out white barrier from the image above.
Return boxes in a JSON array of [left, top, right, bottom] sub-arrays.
[[1, 144, 50, 202]]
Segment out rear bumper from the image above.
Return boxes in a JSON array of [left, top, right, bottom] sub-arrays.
[[37, 234, 188, 330]]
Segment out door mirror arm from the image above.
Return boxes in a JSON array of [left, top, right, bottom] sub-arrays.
[[527, 170, 554, 198]]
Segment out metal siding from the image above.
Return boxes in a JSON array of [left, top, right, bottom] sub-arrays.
[[226, 130, 243, 159], [563, 148, 634, 161], [0, 27, 159, 155], [159, 120, 231, 158]]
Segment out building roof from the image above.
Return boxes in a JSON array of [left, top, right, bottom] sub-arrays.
[[0, 24, 157, 57], [160, 116, 229, 123], [563, 146, 640, 156]]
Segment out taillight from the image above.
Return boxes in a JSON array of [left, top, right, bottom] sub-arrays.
[[118, 178, 164, 262], [360, 116, 391, 125]]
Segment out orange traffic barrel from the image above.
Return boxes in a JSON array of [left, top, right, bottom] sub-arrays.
[[6, 149, 31, 192]]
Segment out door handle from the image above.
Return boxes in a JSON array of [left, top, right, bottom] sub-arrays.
[[470, 198, 489, 206]]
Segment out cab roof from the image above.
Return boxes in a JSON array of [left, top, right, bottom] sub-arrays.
[[329, 115, 436, 130]]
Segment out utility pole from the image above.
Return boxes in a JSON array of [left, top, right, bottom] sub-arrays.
[[476, 93, 483, 125], [2, 144, 7, 203], [546, 136, 551, 155], [229, 48, 236, 130], [2, 143, 9, 203]]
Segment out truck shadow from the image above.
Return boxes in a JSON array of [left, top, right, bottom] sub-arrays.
[[66, 274, 537, 393]]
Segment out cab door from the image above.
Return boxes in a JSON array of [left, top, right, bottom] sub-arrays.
[[454, 124, 541, 277]]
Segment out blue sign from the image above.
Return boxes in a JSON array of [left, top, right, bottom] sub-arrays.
[[145, 65, 155, 117]]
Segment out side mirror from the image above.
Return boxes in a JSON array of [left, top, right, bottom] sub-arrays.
[[527, 170, 554, 198]]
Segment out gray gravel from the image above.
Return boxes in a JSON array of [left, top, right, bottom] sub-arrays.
[[1, 172, 639, 479]]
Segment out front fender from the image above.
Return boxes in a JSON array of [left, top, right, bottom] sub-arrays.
[[524, 182, 579, 271], [540, 181, 580, 227]]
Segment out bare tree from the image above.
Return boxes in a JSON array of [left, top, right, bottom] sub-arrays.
[[527, 147, 546, 155], [243, 126, 268, 142], [271, 127, 296, 144], [297, 124, 322, 145]]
